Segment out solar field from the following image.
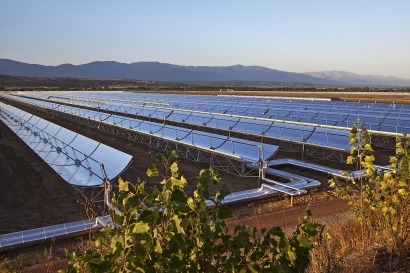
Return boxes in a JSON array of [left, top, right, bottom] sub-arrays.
[[1, 91, 407, 177], [4, 91, 408, 158], [0, 91, 407, 249], [2, 91, 407, 181]]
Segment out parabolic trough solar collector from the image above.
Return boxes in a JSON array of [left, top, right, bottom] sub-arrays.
[[0, 102, 133, 187]]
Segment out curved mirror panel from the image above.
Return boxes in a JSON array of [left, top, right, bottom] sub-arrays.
[[0, 102, 133, 187]]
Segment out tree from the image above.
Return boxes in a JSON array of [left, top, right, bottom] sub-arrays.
[[64, 151, 322, 273]]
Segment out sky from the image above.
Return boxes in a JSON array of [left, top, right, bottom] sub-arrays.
[[1, 1, 410, 78]]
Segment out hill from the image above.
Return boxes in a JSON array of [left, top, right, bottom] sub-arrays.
[[306, 70, 410, 87], [0, 59, 339, 86], [1, 59, 410, 87]]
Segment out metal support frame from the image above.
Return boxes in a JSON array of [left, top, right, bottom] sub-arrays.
[[370, 134, 396, 149], [99, 163, 122, 217], [304, 145, 346, 162]]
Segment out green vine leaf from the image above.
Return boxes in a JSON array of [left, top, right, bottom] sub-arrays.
[[146, 164, 159, 177], [118, 178, 129, 192], [133, 221, 150, 234], [171, 176, 187, 188], [170, 161, 179, 174], [364, 143, 373, 152], [172, 215, 185, 234]]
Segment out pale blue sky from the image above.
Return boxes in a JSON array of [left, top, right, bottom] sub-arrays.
[[1, 1, 409, 78]]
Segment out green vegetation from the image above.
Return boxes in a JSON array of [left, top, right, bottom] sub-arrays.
[[62, 123, 410, 272], [64, 151, 322, 273], [331, 123, 410, 256], [312, 122, 410, 272]]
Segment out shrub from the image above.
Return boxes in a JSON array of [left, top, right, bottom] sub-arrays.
[[330, 122, 410, 258], [64, 151, 322, 273]]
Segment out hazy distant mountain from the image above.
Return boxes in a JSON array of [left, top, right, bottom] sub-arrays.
[[1, 59, 409, 87], [0, 59, 339, 85], [306, 70, 410, 87]]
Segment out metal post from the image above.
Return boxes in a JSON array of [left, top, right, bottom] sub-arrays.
[[257, 146, 263, 188], [99, 162, 123, 216]]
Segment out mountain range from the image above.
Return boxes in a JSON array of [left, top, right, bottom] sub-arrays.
[[306, 71, 410, 87], [1, 59, 409, 87]]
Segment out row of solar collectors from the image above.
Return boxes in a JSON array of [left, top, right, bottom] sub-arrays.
[[45, 95, 410, 134], [27, 90, 410, 112], [112, 93, 410, 117], [15, 91, 398, 115], [20, 91, 410, 120], [65, 91, 410, 115], [26, 91, 410, 134], [0, 102, 132, 187], [89, 93, 410, 132], [3, 95, 280, 163], [5, 94, 353, 152]]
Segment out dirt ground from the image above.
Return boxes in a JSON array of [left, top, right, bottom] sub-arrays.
[[0, 121, 87, 234], [0, 91, 402, 271]]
